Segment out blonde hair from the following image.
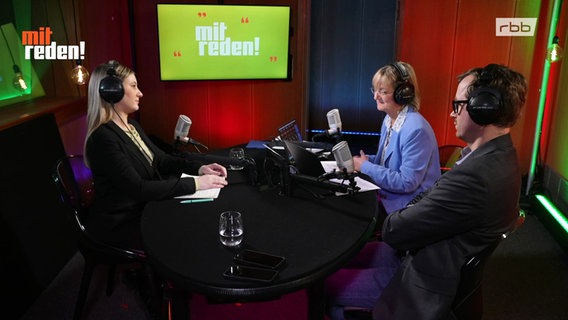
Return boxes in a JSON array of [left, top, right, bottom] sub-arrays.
[[372, 61, 421, 110], [83, 60, 134, 165]]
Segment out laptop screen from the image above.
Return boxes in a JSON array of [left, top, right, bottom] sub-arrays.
[[278, 120, 302, 142], [284, 140, 325, 177]]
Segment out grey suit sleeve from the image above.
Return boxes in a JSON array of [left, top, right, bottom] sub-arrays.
[[381, 167, 487, 251]]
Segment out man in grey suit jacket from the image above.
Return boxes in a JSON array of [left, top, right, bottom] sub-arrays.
[[374, 64, 527, 320]]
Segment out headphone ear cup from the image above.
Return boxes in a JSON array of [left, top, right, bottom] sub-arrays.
[[98, 68, 124, 104], [393, 82, 415, 105], [467, 87, 501, 125]]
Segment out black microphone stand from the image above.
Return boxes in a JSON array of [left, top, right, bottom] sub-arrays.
[[311, 130, 343, 145], [173, 137, 183, 155], [173, 137, 208, 154], [288, 173, 360, 197], [319, 167, 359, 191]]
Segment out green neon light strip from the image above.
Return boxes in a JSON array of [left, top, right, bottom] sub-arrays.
[[525, 0, 563, 196], [526, 60, 551, 195], [536, 194, 568, 233]]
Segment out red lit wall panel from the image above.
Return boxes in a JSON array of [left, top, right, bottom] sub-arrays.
[[398, 0, 542, 173]]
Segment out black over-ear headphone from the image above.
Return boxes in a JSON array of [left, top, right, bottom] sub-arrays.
[[98, 61, 124, 104], [391, 62, 415, 105], [466, 64, 502, 126]]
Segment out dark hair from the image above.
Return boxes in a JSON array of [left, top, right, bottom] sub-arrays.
[[458, 64, 527, 127]]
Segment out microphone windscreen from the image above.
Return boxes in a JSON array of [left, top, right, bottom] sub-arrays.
[[327, 108, 342, 133], [174, 115, 191, 140], [332, 140, 354, 173]]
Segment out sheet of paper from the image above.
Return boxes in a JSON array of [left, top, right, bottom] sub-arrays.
[[321, 161, 339, 172], [306, 148, 324, 154], [331, 177, 380, 192], [174, 174, 221, 199], [320, 161, 381, 193]]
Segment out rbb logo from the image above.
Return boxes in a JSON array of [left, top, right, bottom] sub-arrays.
[[496, 18, 537, 36]]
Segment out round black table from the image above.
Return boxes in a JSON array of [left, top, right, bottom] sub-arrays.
[[141, 172, 378, 319]]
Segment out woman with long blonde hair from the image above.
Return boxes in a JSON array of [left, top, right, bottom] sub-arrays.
[[84, 60, 227, 250]]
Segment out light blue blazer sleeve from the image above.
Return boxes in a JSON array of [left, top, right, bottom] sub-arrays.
[[361, 110, 440, 213]]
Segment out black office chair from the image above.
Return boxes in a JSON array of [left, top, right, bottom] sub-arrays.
[[343, 209, 526, 320], [450, 209, 526, 320], [439, 145, 464, 173], [52, 155, 147, 320]]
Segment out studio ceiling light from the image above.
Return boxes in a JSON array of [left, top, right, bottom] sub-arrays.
[[71, 59, 89, 85], [12, 65, 28, 91], [60, 0, 89, 85], [546, 36, 564, 63], [1, 26, 28, 92]]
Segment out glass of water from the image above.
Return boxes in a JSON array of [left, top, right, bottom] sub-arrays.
[[219, 211, 244, 247], [229, 148, 245, 170]]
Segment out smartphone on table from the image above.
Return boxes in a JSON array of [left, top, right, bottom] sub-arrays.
[[234, 249, 286, 269], [223, 265, 278, 283]]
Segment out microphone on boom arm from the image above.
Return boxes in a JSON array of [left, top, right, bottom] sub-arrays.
[[290, 173, 359, 195], [173, 115, 208, 151], [312, 108, 343, 141], [317, 140, 359, 190]]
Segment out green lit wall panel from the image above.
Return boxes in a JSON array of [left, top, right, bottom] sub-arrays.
[[0, 23, 44, 108], [547, 43, 568, 179]]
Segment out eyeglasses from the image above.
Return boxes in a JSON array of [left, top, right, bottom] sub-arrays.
[[452, 100, 469, 114], [370, 87, 392, 96]]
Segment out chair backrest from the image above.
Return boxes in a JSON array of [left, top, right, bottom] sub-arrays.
[[439, 145, 464, 173], [451, 240, 500, 316], [53, 155, 147, 259], [68, 156, 95, 208], [52, 155, 94, 229], [451, 209, 526, 320]]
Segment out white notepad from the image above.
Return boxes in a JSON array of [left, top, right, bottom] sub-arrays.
[[174, 174, 221, 199]]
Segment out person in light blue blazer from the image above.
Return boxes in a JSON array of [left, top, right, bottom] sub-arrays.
[[357, 61, 440, 214], [325, 62, 440, 320]]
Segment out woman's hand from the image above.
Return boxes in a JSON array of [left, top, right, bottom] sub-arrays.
[[196, 174, 228, 190], [199, 163, 227, 178], [353, 150, 369, 172]]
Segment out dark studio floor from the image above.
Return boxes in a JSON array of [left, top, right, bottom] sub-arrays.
[[20, 213, 568, 320]]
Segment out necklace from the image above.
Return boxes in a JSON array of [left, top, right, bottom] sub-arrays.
[[123, 125, 154, 164], [111, 110, 154, 164]]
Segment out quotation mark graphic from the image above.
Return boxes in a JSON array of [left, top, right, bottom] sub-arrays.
[[174, 51, 182, 57], [198, 12, 207, 17], [270, 56, 278, 62], [241, 17, 250, 23]]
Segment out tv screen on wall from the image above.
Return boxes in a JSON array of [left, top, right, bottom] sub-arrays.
[[157, 4, 291, 80]]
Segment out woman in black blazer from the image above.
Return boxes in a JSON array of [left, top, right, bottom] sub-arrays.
[[84, 60, 228, 250]]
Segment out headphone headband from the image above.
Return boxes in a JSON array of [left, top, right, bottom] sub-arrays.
[[466, 64, 503, 125], [390, 62, 415, 105], [98, 61, 124, 104], [478, 64, 498, 85], [392, 62, 409, 82]]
